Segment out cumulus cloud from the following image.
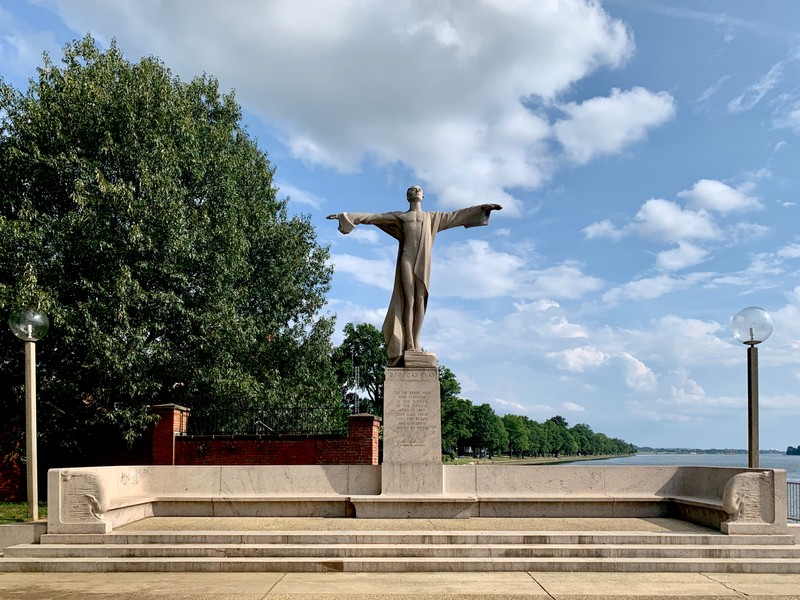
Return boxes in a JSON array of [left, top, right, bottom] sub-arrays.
[[582, 219, 624, 240], [548, 346, 608, 372], [561, 401, 586, 412], [631, 199, 720, 242], [656, 242, 709, 271], [45, 0, 639, 212], [677, 179, 761, 213], [433, 241, 602, 301], [619, 352, 657, 392], [328, 253, 394, 291], [434, 239, 525, 299], [554, 87, 676, 164]]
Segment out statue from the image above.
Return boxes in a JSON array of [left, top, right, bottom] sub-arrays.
[[328, 185, 502, 367]]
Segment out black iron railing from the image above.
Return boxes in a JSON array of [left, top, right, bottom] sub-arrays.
[[788, 481, 800, 522], [186, 399, 349, 436]]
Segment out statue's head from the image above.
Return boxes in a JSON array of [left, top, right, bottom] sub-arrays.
[[407, 185, 424, 202]]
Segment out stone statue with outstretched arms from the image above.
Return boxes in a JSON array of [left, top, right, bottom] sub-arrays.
[[328, 185, 501, 367]]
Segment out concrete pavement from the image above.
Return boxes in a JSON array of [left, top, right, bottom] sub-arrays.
[[2, 571, 800, 599]]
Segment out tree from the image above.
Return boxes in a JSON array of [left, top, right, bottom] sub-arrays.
[[439, 365, 472, 455], [502, 414, 530, 458], [544, 416, 577, 457], [469, 403, 508, 457], [332, 322, 387, 415], [570, 423, 597, 455], [0, 36, 339, 465]]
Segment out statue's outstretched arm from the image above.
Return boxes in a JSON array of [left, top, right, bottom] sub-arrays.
[[327, 212, 399, 235], [436, 203, 503, 232]]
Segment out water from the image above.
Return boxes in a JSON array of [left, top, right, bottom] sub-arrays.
[[567, 453, 800, 482]]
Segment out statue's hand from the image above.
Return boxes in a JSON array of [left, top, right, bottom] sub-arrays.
[[326, 214, 340, 220], [483, 204, 502, 212]]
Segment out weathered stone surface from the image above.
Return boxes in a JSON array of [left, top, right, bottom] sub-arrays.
[[381, 366, 443, 495]]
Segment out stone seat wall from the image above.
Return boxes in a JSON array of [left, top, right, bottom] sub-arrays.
[[46, 464, 788, 535]]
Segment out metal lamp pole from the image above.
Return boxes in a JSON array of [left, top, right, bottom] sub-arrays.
[[731, 307, 772, 470], [9, 308, 50, 521]]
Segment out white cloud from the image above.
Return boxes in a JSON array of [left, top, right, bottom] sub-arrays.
[[554, 87, 676, 165], [434, 241, 602, 301], [348, 228, 382, 244], [276, 181, 325, 210], [329, 253, 394, 291], [582, 219, 624, 240], [656, 242, 709, 271], [619, 352, 657, 392], [434, 239, 525, 299], [561, 401, 586, 412], [494, 398, 527, 412], [728, 62, 784, 113], [694, 75, 731, 104], [778, 243, 800, 259], [603, 273, 712, 304], [677, 179, 761, 213], [527, 263, 604, 300], [46, 0, 636, 212], [631, 199, 720, 242], [774, 102, 800, 133], [670, 369, 706, 403], [548, 346, 608, 372]]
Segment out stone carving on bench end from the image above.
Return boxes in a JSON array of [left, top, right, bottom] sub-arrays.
[[61, 470, 108, 524], [721, 471, 787, 534]]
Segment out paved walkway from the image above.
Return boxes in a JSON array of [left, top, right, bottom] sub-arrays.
[[2, 571, 800, 599]]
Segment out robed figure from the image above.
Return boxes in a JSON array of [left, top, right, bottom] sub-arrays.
[[328, 185, 501, 367]]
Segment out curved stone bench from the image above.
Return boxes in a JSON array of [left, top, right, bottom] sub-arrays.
[[46, 464, 788, 535]]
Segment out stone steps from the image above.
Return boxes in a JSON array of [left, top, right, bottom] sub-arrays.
[[1, 555, 800, 573], [3, 527, 800, 572], [6, 542, 800, 560], [35, 531, 799, 546]]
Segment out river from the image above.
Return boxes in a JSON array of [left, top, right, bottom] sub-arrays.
[[565, 453, 800, 482]]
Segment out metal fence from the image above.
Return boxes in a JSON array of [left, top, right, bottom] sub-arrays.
[[186, 399, 350, 436], [789, 482, 800, 522]]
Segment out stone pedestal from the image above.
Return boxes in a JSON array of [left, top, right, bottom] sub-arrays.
[[382, 358, 442, 495]]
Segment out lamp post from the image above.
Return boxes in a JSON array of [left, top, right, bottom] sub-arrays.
[[731, 306, 773, 469], [8, 308, 50, 521]]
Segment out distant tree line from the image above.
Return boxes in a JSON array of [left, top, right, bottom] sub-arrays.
[[335, 323, 635, 459], [439, 365, 633, 459]]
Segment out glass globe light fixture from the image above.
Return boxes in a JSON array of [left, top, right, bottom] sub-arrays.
[[731, 306, 773, 346], [9, 308, 50, 341]]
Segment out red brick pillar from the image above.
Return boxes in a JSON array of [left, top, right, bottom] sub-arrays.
[[347, 414, 382, 465], [151, 404, 190, 465]]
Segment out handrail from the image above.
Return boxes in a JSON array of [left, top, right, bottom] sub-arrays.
[[788, 481, 800, 522]]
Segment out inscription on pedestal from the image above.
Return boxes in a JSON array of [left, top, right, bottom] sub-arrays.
[[383, 368, 441, 465]]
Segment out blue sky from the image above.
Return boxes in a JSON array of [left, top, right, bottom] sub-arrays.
[[2, 0, 800, 449]]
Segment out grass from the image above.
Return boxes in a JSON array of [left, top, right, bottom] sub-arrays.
[[0, 502, 47, 524]]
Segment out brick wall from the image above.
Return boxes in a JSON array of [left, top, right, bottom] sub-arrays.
[[151, 405, 381, 466]]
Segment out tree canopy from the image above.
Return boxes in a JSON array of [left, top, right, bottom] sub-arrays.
[[332, 322, 387, 416], [0, 36, 339, 463]]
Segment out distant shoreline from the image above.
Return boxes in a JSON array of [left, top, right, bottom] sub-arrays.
[[449, 454, 633, 466]]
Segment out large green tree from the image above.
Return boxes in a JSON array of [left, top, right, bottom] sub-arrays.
[[0, 37, 339, 464], [332, 322, 386, 415]]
